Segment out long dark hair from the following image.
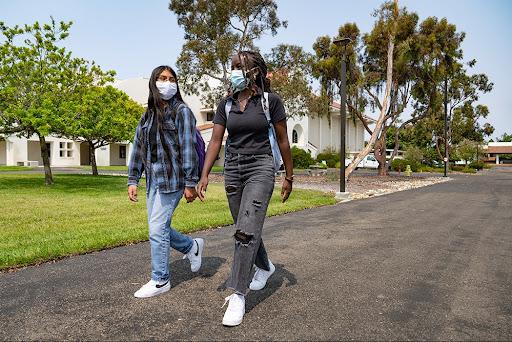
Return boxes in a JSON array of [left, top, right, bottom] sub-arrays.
[[232, 50, 272, 94], [147, 65, 184, 121]]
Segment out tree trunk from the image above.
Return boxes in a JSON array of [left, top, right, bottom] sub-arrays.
[[38, 134, 53, 186], [345, 36, 395, 178], [89, 141, 98, 176], [375, 136, 388, 176]]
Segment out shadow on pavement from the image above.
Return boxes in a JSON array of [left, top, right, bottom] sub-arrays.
[[215, 263, 297, 312], [169, 256, 226, 288]]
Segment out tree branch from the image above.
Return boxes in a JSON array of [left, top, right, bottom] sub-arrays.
[[364, 87, 383, 111], [347, 103, 373, 135]]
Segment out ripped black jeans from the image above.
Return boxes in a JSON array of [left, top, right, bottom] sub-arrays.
[[224, 151, 275, 294]]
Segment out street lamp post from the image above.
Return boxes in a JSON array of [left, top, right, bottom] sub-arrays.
[[333, 37, 351, 199], [443, 54, 451, 177], [444, 74, 448, 177]]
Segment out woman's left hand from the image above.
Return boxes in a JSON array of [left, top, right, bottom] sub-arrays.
[[281, 178, 292, 203]]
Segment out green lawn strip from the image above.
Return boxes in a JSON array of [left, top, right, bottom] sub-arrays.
[[0, 166, 35, 171], [79, 165, 128, 171], [0, 174, 335, 270]]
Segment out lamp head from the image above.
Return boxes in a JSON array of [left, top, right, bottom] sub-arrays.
[[333, 37, 352, 47]]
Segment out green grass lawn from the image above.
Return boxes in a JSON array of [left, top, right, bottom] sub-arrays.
[[79, 165, 128, 171], [0, 166, 35, 171], [0, 174, 336, 270]]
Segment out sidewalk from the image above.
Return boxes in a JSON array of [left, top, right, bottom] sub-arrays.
[[1, 172, 511, 340]]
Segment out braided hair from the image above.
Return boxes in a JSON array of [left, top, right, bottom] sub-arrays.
[[238, 50, 272, 93]]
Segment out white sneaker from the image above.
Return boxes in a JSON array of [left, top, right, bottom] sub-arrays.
[[134, 279, 170, 298], [249, 260, 275, 291], [183, 238, 204, 272], [222, 293, 245, 326]]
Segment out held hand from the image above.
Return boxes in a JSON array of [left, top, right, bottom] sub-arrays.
[[128, 185, 138, 202], [281, 178, 292, 203], [184, 187, 198, 203], [197, 176, 209, 202]]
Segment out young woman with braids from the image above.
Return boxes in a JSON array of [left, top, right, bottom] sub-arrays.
[[128, 66, 205, 298], [197, 51, 293, 326]]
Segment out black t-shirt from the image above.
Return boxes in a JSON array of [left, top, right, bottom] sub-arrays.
[[213, 92, 286, 154]]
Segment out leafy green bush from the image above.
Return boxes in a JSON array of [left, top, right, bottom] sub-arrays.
[[310, 162, 328, 169], [316, 149, 340, 168], [391, 159, 408, 172], [292, 146, 315, 169], [450, 165, 476, 173], [419, 165, 444, 173], [391, 158, 420, 172], [461, 166, 477, 173], [404, 146, 423, 165], [468, 160, 484, 170]]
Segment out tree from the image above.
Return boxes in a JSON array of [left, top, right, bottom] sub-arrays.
[[0, 18, 114, 185], [406, 17, 493, 162], [497, 132, 512, 142], [358, 2, 419, 175], [60, 86, 143, 175], [265, 44, 316, 118], [169, 0, 287, 108], [311, 22, 366, 122], [334, 0, 400, 178], [454, 138, 477, 165]]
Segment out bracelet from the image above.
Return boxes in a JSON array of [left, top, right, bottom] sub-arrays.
[[285, 175, 294, 182]]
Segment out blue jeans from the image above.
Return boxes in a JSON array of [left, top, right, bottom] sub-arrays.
[[146, 176, 193, 282]]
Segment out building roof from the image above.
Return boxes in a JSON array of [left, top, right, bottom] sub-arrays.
[[331, 101, 377, 123], [486, 146, 512, 154]]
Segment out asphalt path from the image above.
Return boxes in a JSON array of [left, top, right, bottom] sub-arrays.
[[0, 169, 511, 340]]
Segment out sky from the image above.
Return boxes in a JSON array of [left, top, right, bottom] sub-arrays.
[[1, 0, 511, 138]]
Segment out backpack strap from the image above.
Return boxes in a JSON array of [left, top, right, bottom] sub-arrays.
[[224, 98, 232, 121], [260, 92, 271, 125]]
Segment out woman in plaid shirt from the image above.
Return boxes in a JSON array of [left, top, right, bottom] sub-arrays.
[[127, 65, 205, 298]]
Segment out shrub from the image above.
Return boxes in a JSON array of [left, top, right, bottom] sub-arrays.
[[462, 167, 477, 173], [391, 158, 420, 172], [404, 146, 423, 165], [391, 158, 408, 172], [291, 146, 315, 169], [468, 160, 485, 170], [316, 148, 340, 168]]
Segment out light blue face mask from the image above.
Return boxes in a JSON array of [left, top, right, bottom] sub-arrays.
[[230, 70, 247, 92]]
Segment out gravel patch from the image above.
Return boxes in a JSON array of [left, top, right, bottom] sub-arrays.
[[208, 173, 451, 201]]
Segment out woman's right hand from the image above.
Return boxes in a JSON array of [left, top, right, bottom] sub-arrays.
[[128, 185, 138, 202], [197, 176, 209, 202]]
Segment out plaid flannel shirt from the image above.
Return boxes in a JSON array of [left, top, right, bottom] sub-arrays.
[[127, 98, 199, 193]]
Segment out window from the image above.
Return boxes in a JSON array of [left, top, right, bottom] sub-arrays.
[[119, 145, 126, 159], [292, 130, 298, 144], [59, 142, 73, 158], [206, 111, 215, 122]]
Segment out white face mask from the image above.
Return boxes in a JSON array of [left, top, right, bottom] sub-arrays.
[[156, 81, 177, 100]]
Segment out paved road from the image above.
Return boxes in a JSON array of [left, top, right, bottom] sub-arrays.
[[1, 170, 511, 340]]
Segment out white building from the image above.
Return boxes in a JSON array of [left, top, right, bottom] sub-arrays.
[[0, 77, 370, 167]]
